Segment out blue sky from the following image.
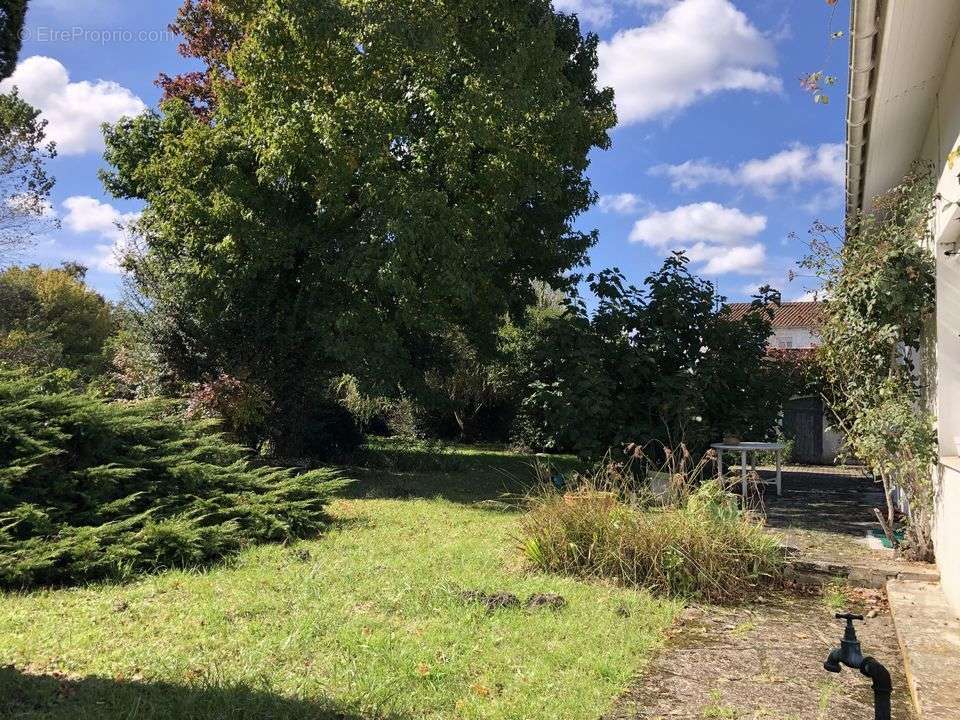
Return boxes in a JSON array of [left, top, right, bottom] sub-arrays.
[[5, 0, 848, 302]]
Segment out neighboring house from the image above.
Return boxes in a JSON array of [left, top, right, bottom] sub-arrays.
[[726, 301, 824, 351], [726, 301, 839, 464], [845, 1, 960, 615]]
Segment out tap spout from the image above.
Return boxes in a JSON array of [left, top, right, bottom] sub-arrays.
[[823, 647, 842, 673], [860, 656, 892, 720]]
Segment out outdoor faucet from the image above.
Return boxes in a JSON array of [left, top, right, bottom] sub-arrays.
[[824, 613, 893, 720]]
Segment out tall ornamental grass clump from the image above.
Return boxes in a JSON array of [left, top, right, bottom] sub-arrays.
[[0, 370, 346, 590], [520, 467, 783, 602]]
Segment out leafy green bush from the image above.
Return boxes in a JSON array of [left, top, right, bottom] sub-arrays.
[[506, 254, 793, 458], [268, 391, 363, 461], [186, 373, 273, 450], [0, 370, 346, 589], [520, 479, 783, 602], [330, 375, 418, 438]]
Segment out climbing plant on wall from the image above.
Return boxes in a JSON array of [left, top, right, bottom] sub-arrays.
[[799, 0, 844, 105], [802, 166, 938, 560]]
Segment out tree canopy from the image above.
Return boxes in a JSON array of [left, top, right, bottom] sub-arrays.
[[0, 89, 57, 260], [508, 254, 790, 457], [103, 0, 615, 454], [0, 264, 114, 378], [0, 1, 28, 81]]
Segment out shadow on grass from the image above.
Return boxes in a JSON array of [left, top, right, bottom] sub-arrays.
[[338, 439, 581, 508], [342, 471, 526, 512], [0, 666, 409, 720]]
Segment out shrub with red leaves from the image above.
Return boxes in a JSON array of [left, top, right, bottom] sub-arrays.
[[187, 373, 272, 449]]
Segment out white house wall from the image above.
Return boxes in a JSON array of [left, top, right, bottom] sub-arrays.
[[769, 328, 819, 350], [919, 22, 960, 616]]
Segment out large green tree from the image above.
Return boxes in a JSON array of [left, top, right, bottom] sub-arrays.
[[0, 264, 114, 378], [1, 1, 57, 260], [103, 0, 615, 455], [0, 1, 28, 81], [509, 254, 790, 458], [0, 89, 56, 260]]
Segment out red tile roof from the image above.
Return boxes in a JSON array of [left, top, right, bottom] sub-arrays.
[[725, 301, 824, 329]]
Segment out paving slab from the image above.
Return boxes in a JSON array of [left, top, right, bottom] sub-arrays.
[[759, 467, 939, 587], [887, 580, 960, 720], [606, 592, 915, 720]]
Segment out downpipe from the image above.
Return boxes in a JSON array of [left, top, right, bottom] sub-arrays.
[[824, 613, 892, 720]]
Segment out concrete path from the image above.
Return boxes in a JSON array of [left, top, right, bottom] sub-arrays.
[[887, 580, 960, 720], [760, 468, 939, 586], [606, 591, 915, 720], [608, 467, 940, 720]]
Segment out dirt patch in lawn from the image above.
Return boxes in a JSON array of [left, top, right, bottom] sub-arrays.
[[606, 589, 915, 720]]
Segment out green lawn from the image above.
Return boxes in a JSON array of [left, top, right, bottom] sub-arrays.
[[0, 441, 678, 719]]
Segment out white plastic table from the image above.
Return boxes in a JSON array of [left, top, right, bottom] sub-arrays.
[[711, 442, 785, 499]]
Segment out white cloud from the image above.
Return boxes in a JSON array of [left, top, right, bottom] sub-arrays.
[[740, 143, 843, 192], [598, 193, 647, 214], [651, 143, 844, 196], [688, 243, 767, 275], [629, 202, 766, 246], [630, 202, 767, 275], [553, 0, 676, 27], [62, 196, 140, 273], [7, 194, 57, 218], [0, 56, 146, 155], [649, 160, 736, 191], [597, 0, 781, 126], [553, 0, 616, 26]]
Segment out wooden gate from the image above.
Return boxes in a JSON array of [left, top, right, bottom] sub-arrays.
[[783, 396, 824, 464]]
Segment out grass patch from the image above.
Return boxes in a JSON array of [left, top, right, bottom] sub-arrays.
[[352, 437, 579, 477], [702, 689, 737, 719], [822, 578, 853, 613], [0, 442, 678, 719]]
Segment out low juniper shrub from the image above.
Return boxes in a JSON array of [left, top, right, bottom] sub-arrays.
[[0, 369, 347, 589]]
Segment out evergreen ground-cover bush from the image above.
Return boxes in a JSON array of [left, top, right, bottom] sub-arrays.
[[0, 370, 345, 589]]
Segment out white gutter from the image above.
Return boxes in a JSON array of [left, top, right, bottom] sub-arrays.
[[845, 0, 882, 216]]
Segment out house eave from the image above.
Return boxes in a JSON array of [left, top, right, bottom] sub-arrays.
[[845, 1, 960, 217], [845, 0, 881, 218]]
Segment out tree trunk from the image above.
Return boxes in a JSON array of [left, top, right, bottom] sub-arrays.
[[875, 470, 900, 550]]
